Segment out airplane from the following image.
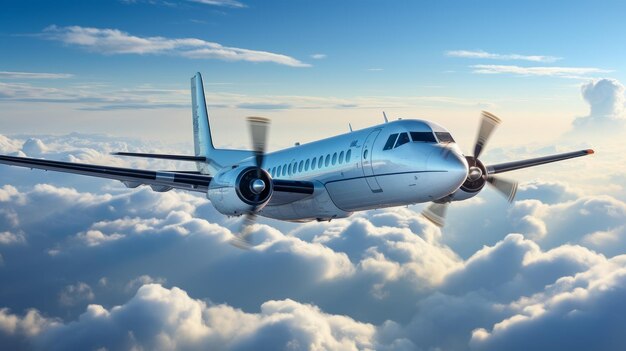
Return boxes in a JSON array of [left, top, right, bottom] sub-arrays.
[[0, 72, 594, 247]]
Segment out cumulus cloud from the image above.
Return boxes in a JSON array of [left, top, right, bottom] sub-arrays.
[[470, 255, 626, 351], [570, 78, 626, 133], [43, 25, 310, 67], [0, 284, 409, 351], [446, 50, 560, 63]]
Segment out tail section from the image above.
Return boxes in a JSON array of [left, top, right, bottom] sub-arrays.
[[191, 72, 214, 159], [191, 72, 251, 175]]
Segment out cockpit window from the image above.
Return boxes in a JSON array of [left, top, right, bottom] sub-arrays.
[[395, 132, 410, 148], [410, 131, 436, 143], [383, 133, 398, 150], [435, 132, 455, 143]]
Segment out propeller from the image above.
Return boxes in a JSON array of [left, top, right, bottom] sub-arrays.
[[229, 116, 270, 249], [422, 111, 518, 227]]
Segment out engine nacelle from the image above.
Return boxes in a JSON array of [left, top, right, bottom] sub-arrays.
[[207, 166, 273, 216], [449, 156, 487, 202]]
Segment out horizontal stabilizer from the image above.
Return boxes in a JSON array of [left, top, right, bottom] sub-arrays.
[[112, 152, 207, 162]]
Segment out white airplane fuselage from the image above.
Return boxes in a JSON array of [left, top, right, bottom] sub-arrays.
[[208, 119, 469, 222]]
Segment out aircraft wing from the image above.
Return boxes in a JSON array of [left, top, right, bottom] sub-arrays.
[[0, 154, 316, 197], [0, 154, 211, 193], [486, 149, 594, 174]]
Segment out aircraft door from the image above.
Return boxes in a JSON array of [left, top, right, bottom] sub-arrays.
[[361, 129, 382, 192]]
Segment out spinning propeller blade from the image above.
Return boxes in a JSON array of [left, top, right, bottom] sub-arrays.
[[486, 175, 518, 203], [422, 202, 449, 227], [229, 117, 271, 249], [473, 111, 501, 159]]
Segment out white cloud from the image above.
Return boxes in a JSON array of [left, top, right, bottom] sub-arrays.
[[471, 64, 610, 78], [15, 284, 400, 351], [470, 255, 626, 351], [0, 231, 25, 245], [58, 282, 95, 306], [43, 25, 310, 67], [311, 53, 327, 59], [446, 50, 560, 63], [0, 71, 73, 79], [125, 275, 166, 292], [570, 78, 626, 133], [75, 230, 125, 247], [187, 0, 246, 7]]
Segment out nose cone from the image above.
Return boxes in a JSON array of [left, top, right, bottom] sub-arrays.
[[427, 147, 469, 196]]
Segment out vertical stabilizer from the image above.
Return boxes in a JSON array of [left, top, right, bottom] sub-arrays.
[[191, 72, 214, 158], [190, 72, 252, 175]]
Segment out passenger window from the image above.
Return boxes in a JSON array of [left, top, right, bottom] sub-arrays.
[[271, 167, 275, 177], [395, 132, 410, 148], [283, 164, 287, 176], [312, 157, 317, 170], [410, 131, 436, 143], [346, 149, 351, 162], [305, 159, 310, 171], [298, 160, 304, 172], [383, 133, 398, 150], [318, 156, 323, 169], [325, 154, 330, 167], [339, 151, 345, 164], [363, 149, 368, 159], [277, 165, 282, 176], [332, 152, 337, 165]]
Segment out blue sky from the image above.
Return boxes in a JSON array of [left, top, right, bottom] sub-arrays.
[[2, 0, 624, 96], [2, 2, 626, 350], [2, 0, 626, 147]]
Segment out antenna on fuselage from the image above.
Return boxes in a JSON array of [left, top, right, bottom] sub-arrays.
[[383, 111, 389, 123], [349, 123, 353, 132]]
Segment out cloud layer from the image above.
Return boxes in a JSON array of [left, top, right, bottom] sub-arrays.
[[0, 124, 624, 350]]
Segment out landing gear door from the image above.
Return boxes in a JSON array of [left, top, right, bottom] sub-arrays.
[[361, 129, 382, 193]]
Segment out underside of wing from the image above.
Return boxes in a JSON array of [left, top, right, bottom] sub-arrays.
[[267, 179, 315, 206]]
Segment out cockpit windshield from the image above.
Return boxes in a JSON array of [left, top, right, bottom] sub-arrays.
[[383, 130, 441, 150], [410, 132, 437, 143], [435, 132, 455, 143]]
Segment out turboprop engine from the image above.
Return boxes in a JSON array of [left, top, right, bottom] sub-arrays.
[[207, 165, 273, 216]]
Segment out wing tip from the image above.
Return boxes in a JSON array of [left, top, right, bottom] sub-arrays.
[[586, 149, 595, 155]]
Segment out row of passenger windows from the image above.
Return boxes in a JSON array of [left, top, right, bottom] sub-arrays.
[[268, 149, 352, 178], [383, 131, 455, 150]]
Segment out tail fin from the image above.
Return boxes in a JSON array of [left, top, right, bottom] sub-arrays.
[[190, 72, 252, 175], [191, 72, 214, 158]]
